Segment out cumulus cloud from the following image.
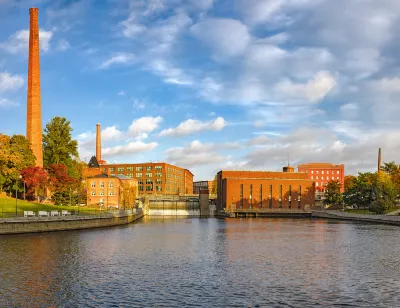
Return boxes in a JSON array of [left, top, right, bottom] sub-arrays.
[[159, 117, 226, 137], [100, 53, 136, 69], [102, 126, 122, 141], [128, 116, 163, 139], [191, 18, 251, 59], [0, 72, 24, 92], [0, 98, 18, 108], [103, 141, 158, 157], [0, 29, 53, 53]]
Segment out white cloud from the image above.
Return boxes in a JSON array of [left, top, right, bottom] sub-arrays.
[[159, 117, 226, 137], [118, 91, 125, 96], [371, 77, 400, 93], [57, 39, 70, 51], [191, 18, 251, 58], [147, 59, 193, 85], [102, 126, 122, 141], [0, 98, 19, 108], [100, 53, 136, 69], [274, 71, 336, 103], [128, 116, 163, 139], [247, 135, 270, 146], [0, 72, 24, 93], [103, 141, 158, 157], [0, 29, 53, 53]]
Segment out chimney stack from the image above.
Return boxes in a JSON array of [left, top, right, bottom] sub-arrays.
[[26, 8, 43, 167], [378, 148, 382, 173], [96, 123, 101, 162]]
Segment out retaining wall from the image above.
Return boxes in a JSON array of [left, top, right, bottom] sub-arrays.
[[0, 212, 143, 235], [312, 211, 400, 226]]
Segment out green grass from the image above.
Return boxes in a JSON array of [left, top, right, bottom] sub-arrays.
[[0, 195, 99, 217], [345, 206, 400, 215]]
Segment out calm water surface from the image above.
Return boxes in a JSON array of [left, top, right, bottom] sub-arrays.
[[1, 217, 400, 307]]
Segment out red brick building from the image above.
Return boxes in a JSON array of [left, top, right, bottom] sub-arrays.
[[193, 180, 215, 194], [216, 168, 315, 213], [101, 163, 193, 195], [298, 163, 345, 193]]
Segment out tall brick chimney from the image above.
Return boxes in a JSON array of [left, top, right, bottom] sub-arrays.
[[26, 8, 43, 167], [378, 148, 382, 173], [96, 123, 101, 162]]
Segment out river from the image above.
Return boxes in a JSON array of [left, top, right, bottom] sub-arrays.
[[1, 217, 400, 307]]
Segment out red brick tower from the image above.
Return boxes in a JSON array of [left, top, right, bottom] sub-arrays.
[[96, 123, 101, 162], [26, 8, 43, 167]]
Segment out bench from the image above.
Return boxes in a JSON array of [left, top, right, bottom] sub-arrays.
[[38, 211, 49, 217], [24, 211, 35, 217], [50, 211, 59, 217], [61, 210, 71, 216]]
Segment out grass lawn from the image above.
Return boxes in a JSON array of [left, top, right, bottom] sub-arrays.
[[345, 206, 400, 215], [0, 195, 99, 217]]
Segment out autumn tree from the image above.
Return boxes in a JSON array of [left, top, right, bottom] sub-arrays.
[[344, 175, 356, 192], [381, 161, 399, 175], [211, 175, 218, 194], [120, 180, 138, 209], [324, 180, 343, 207], [20, 166, 48, 200], [43, 117, 79, 172], [47, 164, 77, 205], [369, 173, 398, 214]]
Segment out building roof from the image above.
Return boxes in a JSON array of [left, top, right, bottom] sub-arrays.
[[298, 163, 343, 169], [88, 156, 100, 168], [115, 174, 131, 180], [87, 173, 116, 179], [219, 170, 309, 180]]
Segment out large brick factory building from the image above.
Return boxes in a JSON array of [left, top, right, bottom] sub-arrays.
[[216, 167, 315, 213], [298, 163, 345, 193]]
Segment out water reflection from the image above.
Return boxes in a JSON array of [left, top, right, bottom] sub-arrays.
[[1, 218, 400, 307]]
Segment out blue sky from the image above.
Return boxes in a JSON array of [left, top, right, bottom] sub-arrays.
[[1, 0, 400, 180]]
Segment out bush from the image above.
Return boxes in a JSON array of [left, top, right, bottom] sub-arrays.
[[369, 199, 390, 214]]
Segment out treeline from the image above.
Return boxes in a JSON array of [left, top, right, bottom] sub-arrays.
[[324, 162, 400, 214], [0, 117, 86, 205]]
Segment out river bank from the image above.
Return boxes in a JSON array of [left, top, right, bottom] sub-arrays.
[[312, 210, 400, 226], [0, 210, 143, 235]]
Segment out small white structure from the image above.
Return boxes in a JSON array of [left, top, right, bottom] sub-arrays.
[[61, 210, 71, 216], [50, 211, 59, 217], [38, 211, 49, 217], [24, 211, 35, 217]]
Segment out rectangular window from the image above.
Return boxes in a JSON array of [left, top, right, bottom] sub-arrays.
[[146, 179, 153, 184], [156, 179, 162, 184], [322, 171, 324, 174], [110, 168, 115, 172], [91, 190, 95, 196], [298, 186, 302, 209], [311, 176, 314, 180], [109, 190, 114, 196], [240, 184, 243, 208], [109, 182, 114, 188], [337, 171, 340, 174], [138, 179, 143, 185], [146, 186, 152, 191], [250, 184, 253, 208], [91, 182, 96, 188], [259, 184, 263, 208], [155, 186, 162, 192], [127, 167, 133, 171], [155, 166, 162, 170], [316, 182, 319, 186], [127, 173, 133, 178], [311, 170, 314, 174], [146, 166, 152, 171], [269, 185, 272, 208], [322, 176, 324, 180], [136, 166, 143, 171], [100, 190, 104, 196], [146, 172, 153, 178], [136, 172, 142, 178], [289, 185, 292, 209], [317, 170, 319, 174], [156, 172, 162, 177], [117, 167, 124, 172], [138, 186, 143, 191], [100, 182, 104, 188], [279, 185, 282, 208]]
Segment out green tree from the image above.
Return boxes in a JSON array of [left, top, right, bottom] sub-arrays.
[[324, 180, 343, 207], [43, 117, 79, 170], [369, 173, 398, 214], [211, 175, 218, 194], [343, 172, 375, 209], [381, 161, 399, 175]]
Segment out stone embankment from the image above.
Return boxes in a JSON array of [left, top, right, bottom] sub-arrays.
[[0, 210, 143, 235], [312, 211, 400, 226]]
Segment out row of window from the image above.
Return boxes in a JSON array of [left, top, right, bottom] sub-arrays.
[[91, 190, 114, 196], [311, 176, 340, 181], [91, 182, 114, 188], [310, 170, 340, 175], [166, 167, 184, 175], [138, 186, 162, 192], [108, 166, 163, 173], [239, 184, 302, 209]]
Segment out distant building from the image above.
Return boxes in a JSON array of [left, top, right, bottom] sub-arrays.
[[298, 163, 345, 193], [193, 181, 215, 194], [216, 167, 315, 213], [86, 174, 138, 208], [101, 163, 193, 195]]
